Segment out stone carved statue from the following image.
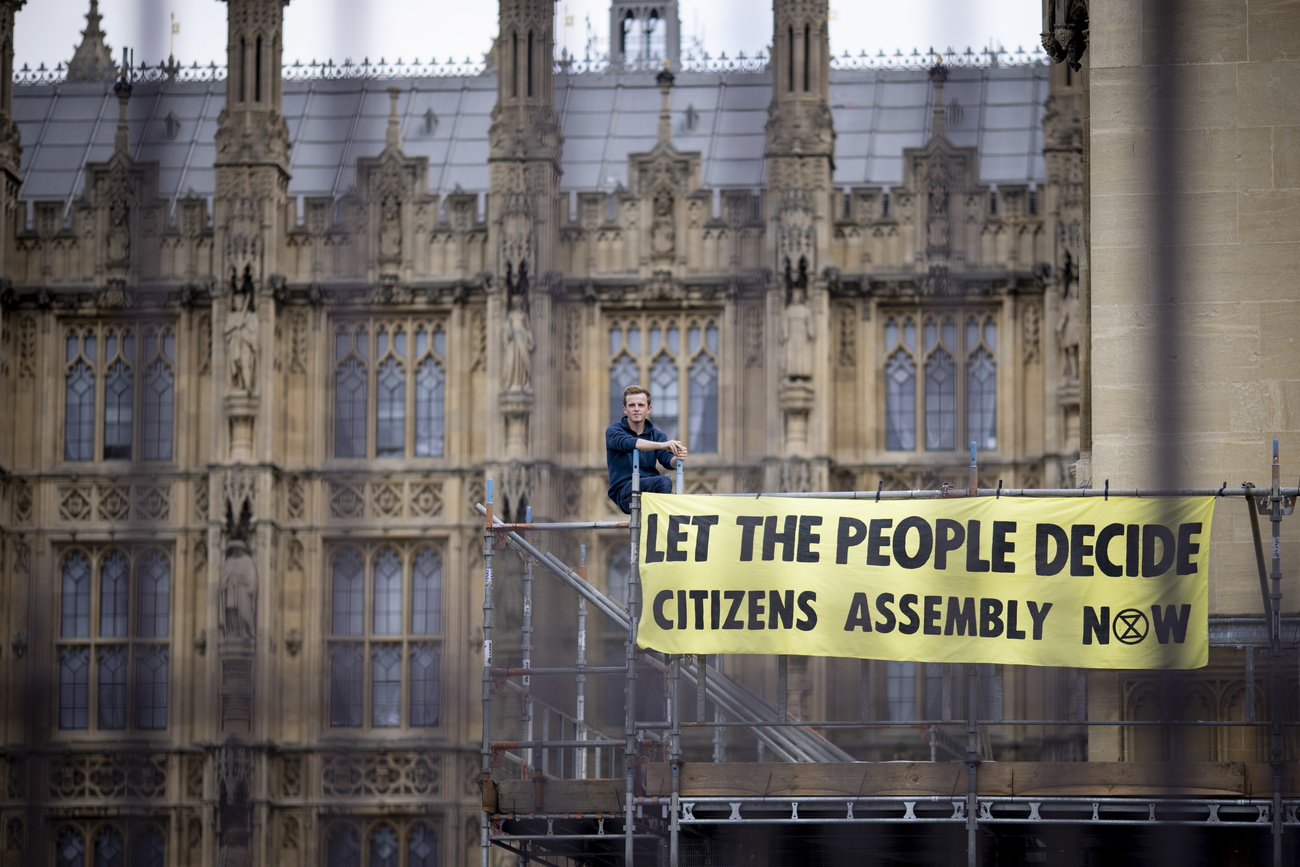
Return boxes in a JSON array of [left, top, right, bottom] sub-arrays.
[[220, 499, 257, 640], [502, 262, 535, 392], [378, 194, 402, 260], [107, 199, 130, 264], [224, 266, 258, 392], [780, 258, 815, 381], [650, 190, 675, 258], [1056, 250, 1081, 380]]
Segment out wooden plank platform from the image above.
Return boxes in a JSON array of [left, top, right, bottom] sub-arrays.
[[491, 762, 1300, 813]]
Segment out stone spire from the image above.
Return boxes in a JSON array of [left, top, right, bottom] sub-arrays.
[[66, 0, 117, 83], [384, 86, 402, 151], [929, 60, 949, 142], [609, 0, 680, 70], [656, 63, 674, 146]]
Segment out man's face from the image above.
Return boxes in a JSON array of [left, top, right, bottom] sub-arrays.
[[623, 393, 650, 424]]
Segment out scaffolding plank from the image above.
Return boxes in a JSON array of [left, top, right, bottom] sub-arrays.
[[495, 779, 627, 814]]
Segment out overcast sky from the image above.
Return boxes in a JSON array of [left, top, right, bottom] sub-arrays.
[[15, 1, 1044, 72]]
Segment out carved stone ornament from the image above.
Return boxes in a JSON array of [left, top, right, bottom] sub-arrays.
[[220, 499, 258, 641]]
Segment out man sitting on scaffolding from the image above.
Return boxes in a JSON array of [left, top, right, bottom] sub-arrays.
[[606, 385, 688, 514]]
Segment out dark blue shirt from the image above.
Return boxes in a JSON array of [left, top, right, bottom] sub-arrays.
[[606, 416, 675, 497]]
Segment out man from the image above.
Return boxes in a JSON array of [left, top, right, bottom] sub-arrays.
[[606, 385, 687, 514]]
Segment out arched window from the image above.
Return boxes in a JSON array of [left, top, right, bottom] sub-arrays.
[[94, 825, 123, 867], [884, 316, 917, 451], [608, 315, 719, 452], [326, 825, 361, 867], [65, 324, 174, 462], [140, 326, 175, 460], [334, 324, 368, 458], [55, 827, 85, 867], [374, 327, 406, 458], [923, 317, 957, 451], [102, 327, 134, 460], [408, 823, 438, 867]]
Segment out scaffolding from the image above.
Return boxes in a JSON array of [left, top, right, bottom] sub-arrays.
[[478, 443, 1300, 866]]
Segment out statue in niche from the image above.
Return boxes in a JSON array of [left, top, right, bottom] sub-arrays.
[[378, 194, 402, 260], [224, 266, 258, 392], [1056, 249, 1081, 380], [219, 498, 257, 641], [106, 199, 130, 263], [502, 261, 535, 392], [650, 190, 675, 258], [780, 257, 815, 381], [927, 183, 950, 253]]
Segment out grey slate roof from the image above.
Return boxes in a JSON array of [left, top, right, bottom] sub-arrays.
[[12, 62, 1047, 217]]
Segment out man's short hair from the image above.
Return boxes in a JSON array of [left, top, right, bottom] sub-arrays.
[[622, 385, 651, 405]]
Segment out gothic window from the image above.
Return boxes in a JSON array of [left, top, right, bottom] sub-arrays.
[[883, 312, 997, 454], [326, 820, 438, 867], [55, 824, 163, 867], [333, 318, 447, 460], [64, 324, 176, 462], [608, 315, 720, 453], [328, 544, 442, 729], [57, 547, 171, 732]]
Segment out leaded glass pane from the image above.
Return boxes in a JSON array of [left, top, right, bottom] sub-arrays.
[[609, 353, 638, 422], [924, 350, 956, 451], [62, 553, 91, 638], [94, 826, 123, 867], [334, 357, 367, 458], [688, 354, 718, 453], [103, 360, 133, 460], [886, 661, 916, 721], [331, 549, 364, 635], [65, 361, 96, 461], [376, 358, 405, 457], [141, 359, 174, 461], [372, 549, 402, 635], [372, 644, 401, 727], [98, 646, 127, 730], [408, 824, 438, 867], [329, 643, 363, 727], [370, 826, 399, 867], [967, 347, 997, 451], [649, 354, 678, 440], [99, 552, 129, 637], [884, 349, 916, 451], [412, 548, 441, 634], [414, 358, 445, 457], [137, 551, 170, 638], [59, 646, 89, 729], [56, 827, 85, 867], [410, 643, 440, 727], [135, 646, 168, 729], [326, 825, 361, 867], [132, 827, 165, 867]]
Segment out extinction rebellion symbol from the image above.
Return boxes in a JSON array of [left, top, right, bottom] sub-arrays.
[[1113, 608, 1150, 645]]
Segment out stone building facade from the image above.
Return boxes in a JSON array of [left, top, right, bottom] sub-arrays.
[[0, 0, 1078, 863]]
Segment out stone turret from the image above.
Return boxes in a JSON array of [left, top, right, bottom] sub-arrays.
[[65, 0, 116, 83], [489, 0, 561, 474], [609, 0, 680, 70], [766, 0, 834, 466]]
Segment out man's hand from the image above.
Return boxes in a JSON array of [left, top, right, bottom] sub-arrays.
[[664, 440, 687, 459]]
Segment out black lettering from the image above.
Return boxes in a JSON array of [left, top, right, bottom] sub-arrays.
[[867, 519, 893, 567], [1007, 600, 1026, 639], [1036, 523, 1068, 576], [1070, 524, 1095, 576], [992, 521, 1016, 573], [1142, 524, 1175, 576], [898, 593, 921, 634], [894, 516, 933, 570], [692, 515, 719, 561], [836, 517, 867, 564], [1176, 523, 1203, 575], [769, 590, 795, 629], [652, 589, 673, 629], [923, 595, 943, 635], [666, 515, 690, 561], [736, 516, 763, 561], [677, 589, 687, 629], [722, 591, 745, 629], [763, 515, 797, 562], [688, 589, 708, 629], [1082, 606, 1109, 645], [1027, 600, 1053, 640], [710, 589, 721, 629], [1095, 523, 1125, 577], [1152, 604, 1192, 643], [796, 591, 818, 631], [844, 592, 873, 632], [797, 515, 823, 563], [965, 520, 991, 572], [1126, 524, 1140, 577], [945, 597, 976, 636], [645, 513, 665, 563], [874, 593, 897, 634], [980, 598, 1004, 638], [747, 589, 766, 629], [934, 519, 965, 570]]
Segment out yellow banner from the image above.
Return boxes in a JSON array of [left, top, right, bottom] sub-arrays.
[[637, 494, 1214, 669]]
